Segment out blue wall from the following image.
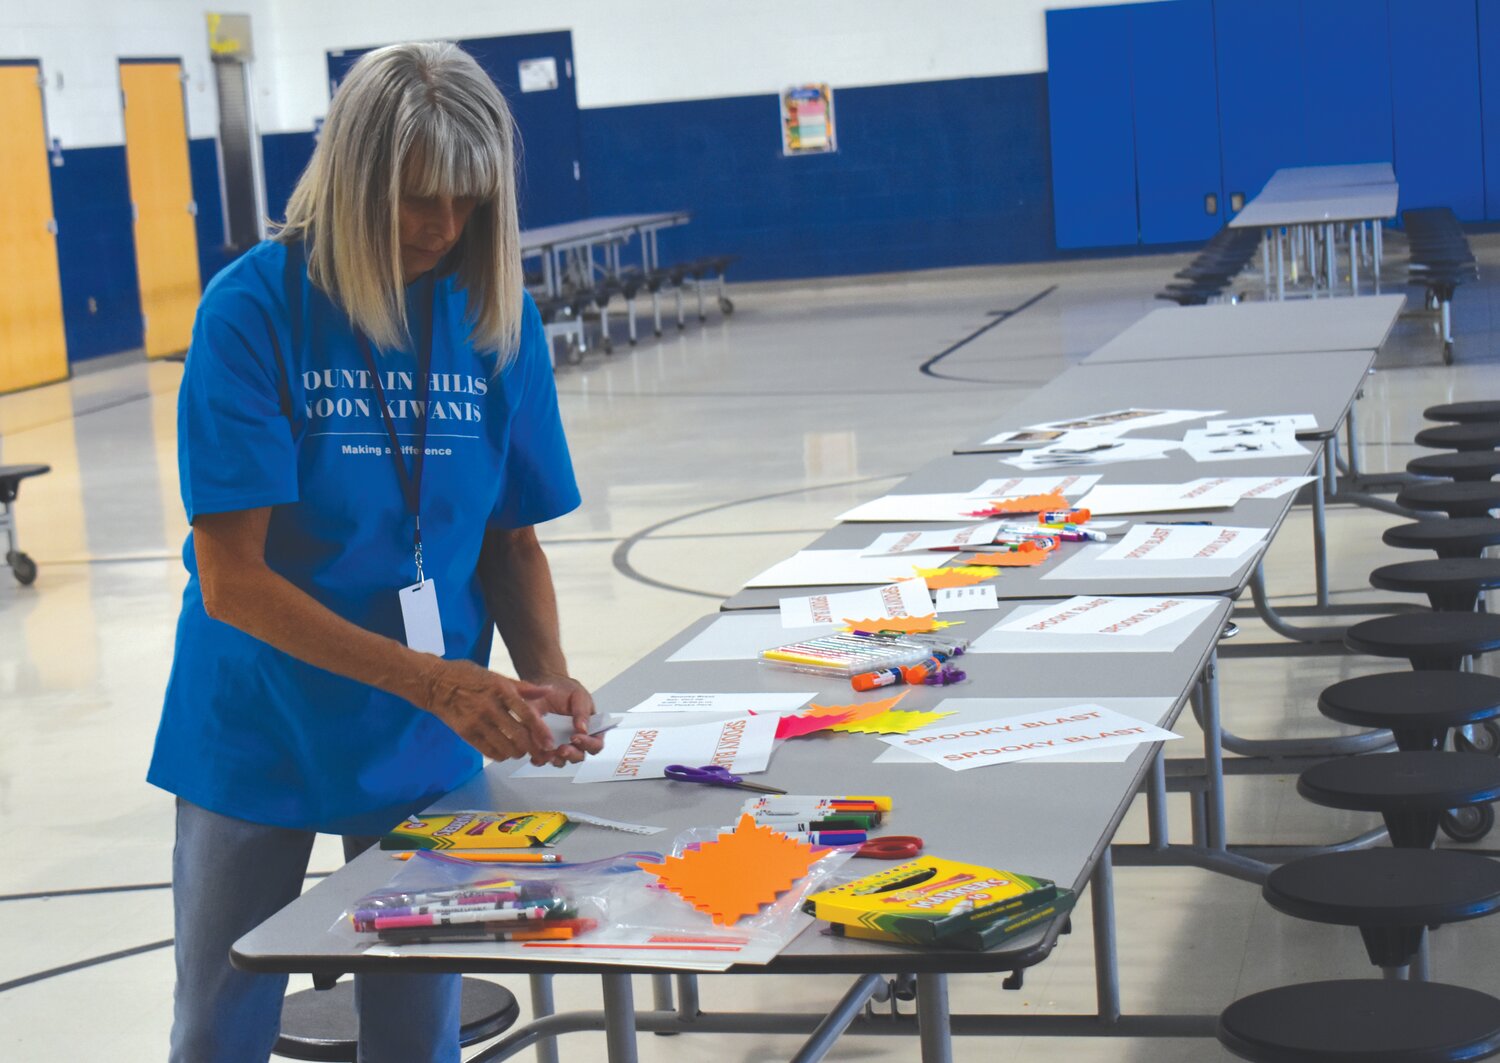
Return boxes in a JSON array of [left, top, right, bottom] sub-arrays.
[[581, 75, 1056, 281], [262, 130, 315, 224], [51, 145, 142, 361]]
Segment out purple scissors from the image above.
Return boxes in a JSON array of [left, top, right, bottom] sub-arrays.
[[664, 764, 786, 795]]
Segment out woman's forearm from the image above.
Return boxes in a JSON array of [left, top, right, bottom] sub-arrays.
[[477, 526, 568, 681]]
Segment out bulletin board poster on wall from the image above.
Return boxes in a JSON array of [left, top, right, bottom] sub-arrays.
[[781, 84, 836, 155]]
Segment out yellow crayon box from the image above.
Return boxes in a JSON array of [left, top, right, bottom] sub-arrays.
[[379, 811, 569, 851]]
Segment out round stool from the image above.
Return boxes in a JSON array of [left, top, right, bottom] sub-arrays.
[[1425, 401, 1500, 424], [1383, 518, 1500, 559], [272, 977, 519, 1061], [1407, 452, 1500, 482], [1368, 558, 1500, 611], [1415, 422, 1500, 452], [1395, 481, 1500, 518], [1345, 612, 1500, 671], [1318, 672, 1500, 752], [1218, 980, 1500, 1063], [1263, 848, 1500, 974], [1297, 751, 1500, 848]]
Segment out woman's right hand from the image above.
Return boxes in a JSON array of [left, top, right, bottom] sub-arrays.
[[418, 657, 558, 762]]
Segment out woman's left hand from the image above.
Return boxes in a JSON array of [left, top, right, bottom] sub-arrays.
[[516, 675, 604, 767]]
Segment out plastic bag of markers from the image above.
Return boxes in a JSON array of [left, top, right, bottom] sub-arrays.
[[330, 850, 655, 948]]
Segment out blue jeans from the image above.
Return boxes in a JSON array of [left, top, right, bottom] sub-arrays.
[[169, 798, 461, 1063]]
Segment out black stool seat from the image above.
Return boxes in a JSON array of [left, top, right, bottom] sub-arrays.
[[1415, 422, 1500, 452], [1397, 481, 1500, 518], [1218, 980, 1500, 1063], [273, 978, 518, 1061], [1318, 671, 1500, 750], [1345, 611, 1500, 670], [1265, 847, 1500, 928], [1384, 518, 1500, 559], [1407, 451, 1500, 482], [1369, 558, 1500, 611], [1298, 751, 1500, 847], [1426, 401, 1500, 424], [0, 463, 49, 504]]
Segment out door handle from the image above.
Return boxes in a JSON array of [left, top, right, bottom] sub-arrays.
[[1204, 193, 1219, 215]]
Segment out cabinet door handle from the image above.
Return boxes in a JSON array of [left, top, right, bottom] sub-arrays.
[[1204, 193, 1219, 215]]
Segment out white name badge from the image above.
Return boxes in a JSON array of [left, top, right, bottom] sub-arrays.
[[398, 579, 446, 655]]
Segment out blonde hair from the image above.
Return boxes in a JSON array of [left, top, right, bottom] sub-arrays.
[[278, 41, 522, 359]]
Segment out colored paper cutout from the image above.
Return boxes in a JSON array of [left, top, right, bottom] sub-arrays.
[[966, 550, 1052, 568], [804, 690, 910, 722], [840, 614, 963, 635], [828, 709, 956, 735], [775, 711, 855, 739], [914, 565, 1001, 589], [637, 814, 822, 925], [965, 492, 1070, 517]]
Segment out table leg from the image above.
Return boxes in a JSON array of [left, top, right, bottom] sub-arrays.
[[1313, 448, 1330, 608], [1350, 222, 1360, 294], [1325, 222, 1336, 298], [1261, 230, 1271, 291], [528, 974, 560, 1063], [1091, 848, 1122, 1023], [601, 974, 640, 1063], [916, 973, 954, 1063], [1275, 228, 1285, 300], [1199, 653, 1227, 852], [1374, 222, 1383, 291]]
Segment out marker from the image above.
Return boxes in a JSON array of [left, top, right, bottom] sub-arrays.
[[371, 906, 550, 930]]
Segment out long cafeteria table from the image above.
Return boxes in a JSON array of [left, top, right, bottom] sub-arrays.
[[521, 211, 691, 296], [233, 598, 1233, 1061]]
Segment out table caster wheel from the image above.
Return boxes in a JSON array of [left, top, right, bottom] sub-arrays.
[[1454, 721, 1500, 756], [7, 551, 37, 586], [718, 296, 735, 314], [1440, 804, 1494, 844]]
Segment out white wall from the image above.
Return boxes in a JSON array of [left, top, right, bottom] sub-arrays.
[[4, 0, 1167, 144], [261, 0, 1164, 132], [8, 0, 274, 148]]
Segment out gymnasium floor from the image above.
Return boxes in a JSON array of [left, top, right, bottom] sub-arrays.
[[2, 238, 1498, 1061]]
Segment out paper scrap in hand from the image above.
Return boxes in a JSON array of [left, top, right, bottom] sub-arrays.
[[637, 814, 823, 925], [779, 579, 934, 629], [572, 715, 779, 784], [878, 704, 1179, 772]]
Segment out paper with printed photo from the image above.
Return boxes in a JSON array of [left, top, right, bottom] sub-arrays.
[[999, 438, 1180, 471], [1181, 429, 1309, 463], [979, 428, 1069, 448], [1023, 408, 1223, 435], [572, 715, 779, 784], [860, 522, 1003, 557], [1205, 415, 1318, 433], [779, 578, 934, 629], [1097, 524, 1268, 563]]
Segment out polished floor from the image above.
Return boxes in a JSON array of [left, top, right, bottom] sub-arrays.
[[2, 238, 1499, 1061]]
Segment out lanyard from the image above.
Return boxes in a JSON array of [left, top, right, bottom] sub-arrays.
[[353, 277, 436, 585]]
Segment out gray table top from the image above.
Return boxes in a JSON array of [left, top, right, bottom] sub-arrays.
[[953, 349, 1376, 455], [719, 446, 1311, 609], [1083, 296, 1404, 364], [1229, 187, 1397, 228], [232, 598, 1230, 977], [1262, 163, 1395, 189], [520, 211, 690, 254]]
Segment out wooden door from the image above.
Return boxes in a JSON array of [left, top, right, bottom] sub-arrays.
[[0, 63, 69, 393], [120, 60, 201, 358]]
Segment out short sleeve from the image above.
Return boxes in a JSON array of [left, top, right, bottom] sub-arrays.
[[177, 290, 299, 522], [488, 294, 581, 528]]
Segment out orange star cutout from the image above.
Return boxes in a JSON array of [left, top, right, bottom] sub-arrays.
[[637, 815, 822, 925], [804, 690, 910, 722], [966, 549, 1052, 567], [840, 614, 963, 635], [828, 709, 956, 735], [967, 491, 1070, 517]]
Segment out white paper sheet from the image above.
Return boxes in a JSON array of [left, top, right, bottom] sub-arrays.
[[932, 584, 999, 612], [621, 692, 817, 715], [667, 614, 829, 663], [874, 696, 1172, 764], [965, 475, 1102, 498], [968, 600, 1217, 654], [778, 578, 934, 629], [995, 595, 1214, 637], [744, 549, 924, 587], [1072, 480, 1245, 515], [835, 493, 999, 523], [1040, 543, 1257, 583], [572, 714, 780, 784], [1189, 475, 1316, 501], [877, 704, 1179, 772], [1023, 408, 1223, 434], [859, 522, 1003, 557], [1205, 414, 1318, 433], [1097, 524, 1268, 562], [979, 428, 1071, 447], [1181, 428, 1309, 463], [999, 438, 1181, 470]]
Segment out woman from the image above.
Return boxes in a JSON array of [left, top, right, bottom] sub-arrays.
[[147, 42, 600, 1062]]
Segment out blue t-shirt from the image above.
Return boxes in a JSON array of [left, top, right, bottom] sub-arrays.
[[148, 240, 580, 834]]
